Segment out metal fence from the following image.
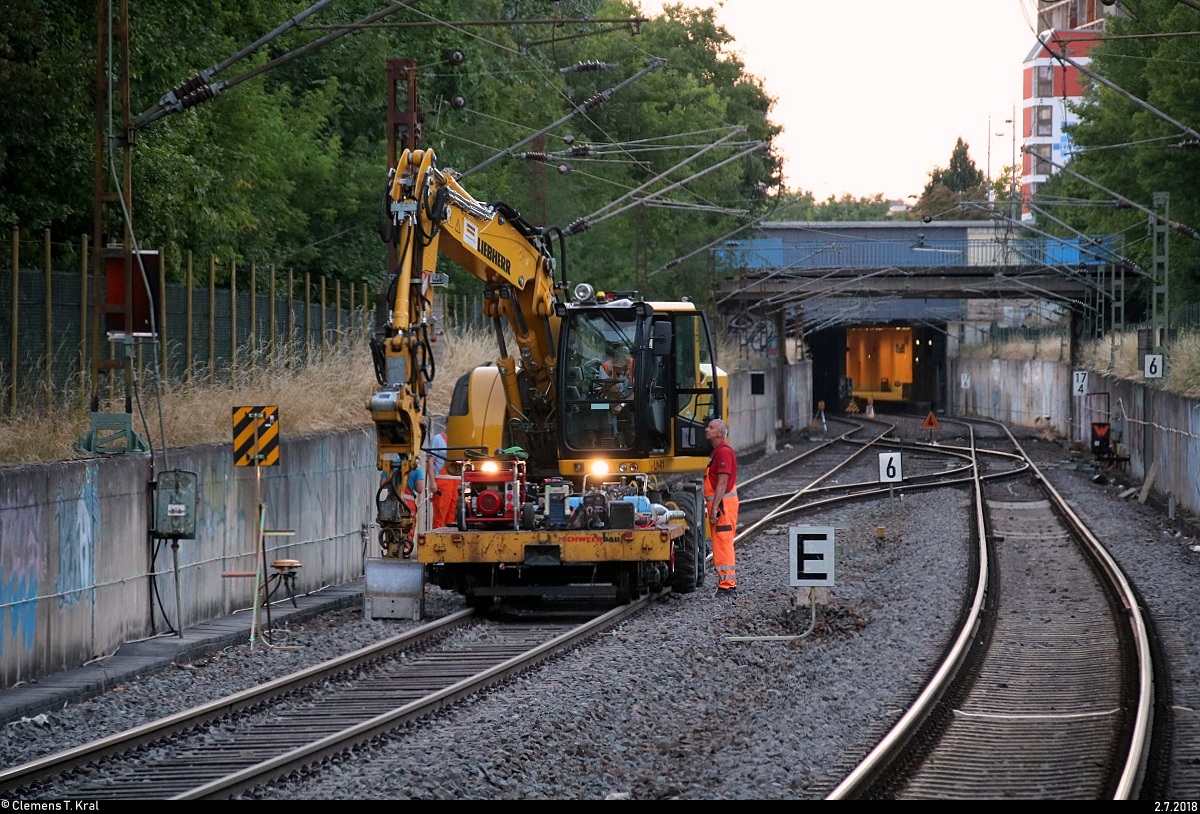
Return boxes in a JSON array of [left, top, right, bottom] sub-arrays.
[[1, 229, 376, 413]]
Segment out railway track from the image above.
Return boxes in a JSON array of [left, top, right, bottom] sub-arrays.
[[0, 601, 648, 799], [824, 415, 1152, 799]]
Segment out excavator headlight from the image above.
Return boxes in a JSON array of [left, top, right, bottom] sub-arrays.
[[590, 460, 609, 476], [481, 460, 500, 473], [573, 282, 595, 303]]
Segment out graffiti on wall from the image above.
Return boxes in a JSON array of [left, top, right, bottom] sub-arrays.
[[1, 483, 46, 659], [54, 465, 99, 611], [729, 315, 779, 357]]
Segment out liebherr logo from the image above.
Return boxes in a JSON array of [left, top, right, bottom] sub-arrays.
[[479, 239, 511, 274]]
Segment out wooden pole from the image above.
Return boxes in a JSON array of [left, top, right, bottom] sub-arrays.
[[269, 265, 277, 361], [186, 250, 193, 384], [43, 229, 52, 404], [80, 233, 89, 406], [287, 268, 295, 354], [230, 259, 238, 375], [320, 275, 327, 356], [208, 255, 216, 384], [249, 260, 257, 359], [10, 228, 19, 413], [158, 246, 167, 376]]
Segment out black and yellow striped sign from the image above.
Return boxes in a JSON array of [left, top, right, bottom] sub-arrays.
[[232, 406, 280, 467]]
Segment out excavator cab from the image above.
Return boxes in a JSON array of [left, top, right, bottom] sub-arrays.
[[556, 285, 722, 469]]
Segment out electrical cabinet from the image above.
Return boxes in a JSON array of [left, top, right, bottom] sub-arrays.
[[153, 470, 198, 539]]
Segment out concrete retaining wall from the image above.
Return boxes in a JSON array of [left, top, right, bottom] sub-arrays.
[[1074, 372, 1200, 521], [948, 357, 1071, 437], [726, 360, 812, 453], [949, 356, 1200, 527], [0, 431, 374, 688]]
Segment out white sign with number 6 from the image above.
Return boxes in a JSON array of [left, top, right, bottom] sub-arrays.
[[878, 451, 902, 483], [1144, 354, 1164, 379]]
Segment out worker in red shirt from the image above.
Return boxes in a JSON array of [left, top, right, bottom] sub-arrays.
[[704, 418, 738, 594]]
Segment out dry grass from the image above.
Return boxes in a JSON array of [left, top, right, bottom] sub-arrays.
[[1078, 331, 1141, 380], [959, 334, 1070, 362], [425, 328, 501, 416], [0, 328, 507, 466], [988, 327, 1200, 397]]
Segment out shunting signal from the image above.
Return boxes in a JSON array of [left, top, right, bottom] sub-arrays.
[[233, 406, 280, 467]]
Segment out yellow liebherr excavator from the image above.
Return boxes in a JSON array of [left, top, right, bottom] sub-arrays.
[[370, 147, 727, 607]]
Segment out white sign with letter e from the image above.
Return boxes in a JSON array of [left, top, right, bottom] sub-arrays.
[[790, 526, 835, 587], [1073, 371, 1089, 396], [1144, 354, 1164, 379], [878, 451, 902, 483]]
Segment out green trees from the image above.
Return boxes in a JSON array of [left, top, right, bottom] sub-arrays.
[[1, 0, 782, 309], [1037, 0, 1200, 313], [0, 0, 95, 228], [766, 192, 895, 222], [910, 137, 990, 221]]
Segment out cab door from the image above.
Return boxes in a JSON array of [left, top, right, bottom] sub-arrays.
[[671, 312, 721, 456]]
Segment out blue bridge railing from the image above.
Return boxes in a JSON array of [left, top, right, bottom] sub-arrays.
[[716, 237, 1118, 271]]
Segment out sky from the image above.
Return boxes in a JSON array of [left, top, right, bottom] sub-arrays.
[[635, 0, 1042, 202]]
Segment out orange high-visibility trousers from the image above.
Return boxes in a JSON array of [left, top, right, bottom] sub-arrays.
[[432, 475, 458, 528], [705, 490, 738, 590]]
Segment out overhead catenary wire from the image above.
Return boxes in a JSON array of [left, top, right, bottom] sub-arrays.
[[118, 0, 776, 343], [134, 0, 428, 130], [1013, 200, 1151, 279], [568, 141, 766, 234], [583, 126, 743, 218], [1036, 152, 1200, 240], [956, 199, 1142, 288], [648, 191, 811, 278], [459, 58, 668, 179]]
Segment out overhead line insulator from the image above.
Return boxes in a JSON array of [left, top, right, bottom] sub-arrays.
[[560, 60, 615, 74]]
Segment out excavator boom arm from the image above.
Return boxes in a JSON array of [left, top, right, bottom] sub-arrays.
[[370, 147, 560, 556]]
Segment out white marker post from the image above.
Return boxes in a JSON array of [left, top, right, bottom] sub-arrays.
[[1144, 354, 1164, 379], [728, 526, 836, 643], [879, 450, 902, 499]]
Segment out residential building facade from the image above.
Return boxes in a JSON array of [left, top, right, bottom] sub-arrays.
[[1020, 1, 1122, 218]]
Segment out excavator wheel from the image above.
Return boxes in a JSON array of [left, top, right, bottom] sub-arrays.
[[668, 489, 702, 593]]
